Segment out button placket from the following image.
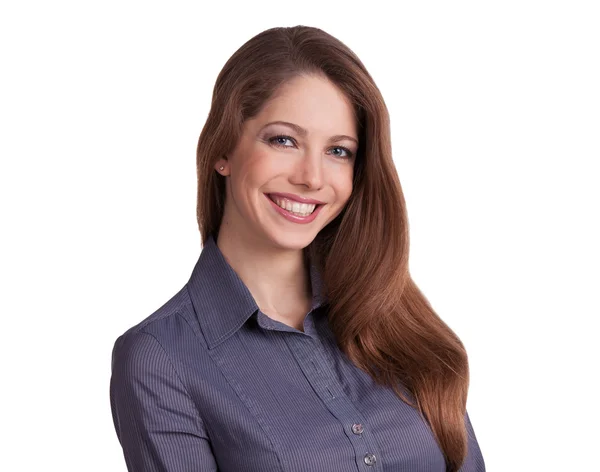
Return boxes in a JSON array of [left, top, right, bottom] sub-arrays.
[[284, 335, 383, 469], [310, 352, 339, 400]]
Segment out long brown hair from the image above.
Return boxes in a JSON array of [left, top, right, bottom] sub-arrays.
[[195, 25, 471, 471]]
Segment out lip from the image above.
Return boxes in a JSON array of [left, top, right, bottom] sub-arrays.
[[266, 192, 326, 205], [264, 193, 324, 224]]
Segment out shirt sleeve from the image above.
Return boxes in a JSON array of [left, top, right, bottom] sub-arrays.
[[109, 330, 218, 472], [458, 410, 486, 471]]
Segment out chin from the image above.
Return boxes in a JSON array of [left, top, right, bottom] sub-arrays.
[[267, 229, 317, 251]]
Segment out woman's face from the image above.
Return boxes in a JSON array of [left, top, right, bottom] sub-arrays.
[[217, 74, 358, 251]]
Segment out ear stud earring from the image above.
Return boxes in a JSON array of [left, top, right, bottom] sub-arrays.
[[219, 166, 224, 171]]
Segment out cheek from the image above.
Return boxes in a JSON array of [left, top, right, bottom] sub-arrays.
[[240, 150, 285, 183], [335, 166, 354, 203]]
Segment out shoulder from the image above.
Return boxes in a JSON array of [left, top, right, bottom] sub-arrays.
[[110, 283, 208, 373]]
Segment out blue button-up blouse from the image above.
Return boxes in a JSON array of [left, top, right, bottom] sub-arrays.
[[109, 234, 486, 471]]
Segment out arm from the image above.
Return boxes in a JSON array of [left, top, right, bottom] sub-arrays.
[[458, 410, 486, 471], [109, 331, 218, 472]]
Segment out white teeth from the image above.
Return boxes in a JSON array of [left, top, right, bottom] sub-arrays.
[[270, 195, 317, 216]]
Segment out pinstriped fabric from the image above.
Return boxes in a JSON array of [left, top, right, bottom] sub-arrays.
[[110, 330, 218, 471], [109, 234, 486, 471]]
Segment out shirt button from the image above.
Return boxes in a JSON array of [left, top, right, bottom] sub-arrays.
[[363, 453, 377, 466], [351, 423, 364, 434]]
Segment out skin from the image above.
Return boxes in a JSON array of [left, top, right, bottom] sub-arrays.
[[214, 74, 358, 332]]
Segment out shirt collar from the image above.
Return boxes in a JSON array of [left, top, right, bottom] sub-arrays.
[[186, 233, 326, 349]]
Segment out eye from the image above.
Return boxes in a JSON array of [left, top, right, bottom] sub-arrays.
[[268, 134, 354, 160], [268, 135, 296, 148], [328, 146, 354, 160]]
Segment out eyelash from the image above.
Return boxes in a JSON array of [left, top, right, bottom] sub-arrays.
[[267, 134, 355, 160]]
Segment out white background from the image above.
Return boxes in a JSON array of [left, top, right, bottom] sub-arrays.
[[1, 1, 598, 470]]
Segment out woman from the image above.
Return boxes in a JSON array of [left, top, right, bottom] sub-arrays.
[[109, 25, 485, 472]]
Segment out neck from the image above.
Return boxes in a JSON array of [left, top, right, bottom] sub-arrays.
[[214, 227, 312, 318]]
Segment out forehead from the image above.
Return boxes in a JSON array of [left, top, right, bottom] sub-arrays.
[[252, 75, 358, 137]]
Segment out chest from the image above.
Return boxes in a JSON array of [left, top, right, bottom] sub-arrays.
[[179, 322, 446, 472]]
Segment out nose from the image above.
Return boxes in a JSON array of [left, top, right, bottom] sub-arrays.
[[290, 148, 324, 190]]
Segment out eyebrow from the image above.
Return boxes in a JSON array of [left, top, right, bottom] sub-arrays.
[[260, 120, 358, 145]]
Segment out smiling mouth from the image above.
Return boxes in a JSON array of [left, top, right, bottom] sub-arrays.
[[266, 194, 323, 217]]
